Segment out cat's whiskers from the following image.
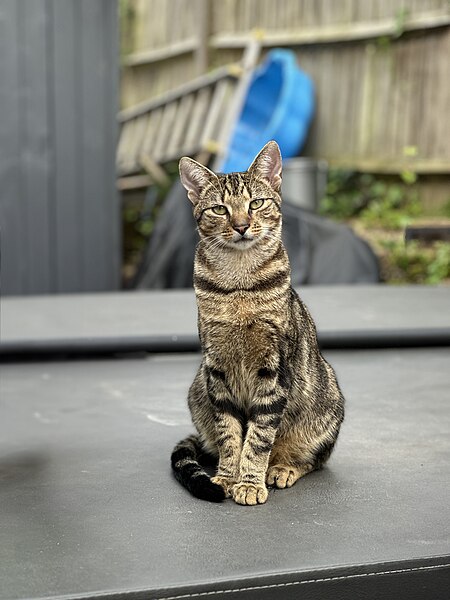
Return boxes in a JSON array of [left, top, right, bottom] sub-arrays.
[[202, 235, 227, 252], [259, 229, 281, 247]]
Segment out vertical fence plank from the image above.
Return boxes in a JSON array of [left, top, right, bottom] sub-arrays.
[[196, 0, 210, 75], [432, 29, 450, 158]]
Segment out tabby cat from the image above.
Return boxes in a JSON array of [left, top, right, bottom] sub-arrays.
[[171, 141, 344, 505]]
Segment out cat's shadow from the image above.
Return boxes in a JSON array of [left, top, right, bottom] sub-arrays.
[[0, 450, 49, 486]]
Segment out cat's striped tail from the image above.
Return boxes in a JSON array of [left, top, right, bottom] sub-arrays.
[[171, 435, 225, 502]]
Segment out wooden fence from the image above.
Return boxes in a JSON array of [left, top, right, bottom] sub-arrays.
[[120, 0, 450, 197]]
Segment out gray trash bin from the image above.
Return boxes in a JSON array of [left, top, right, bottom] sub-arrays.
[[282, 158, 328, 211]]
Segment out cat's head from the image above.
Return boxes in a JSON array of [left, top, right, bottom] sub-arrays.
[[179, 141, 282, 250]]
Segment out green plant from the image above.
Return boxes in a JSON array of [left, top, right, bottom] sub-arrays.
[[318, 168, 450, 285], [359, 184, 421, 229], [426, 242, 450, 284], [319, 169, 422, 229], [122, 162, 180, 286], [376, 7, 410, 49], [319, 171, 375, 219], [380, 240, 450, 284], [441, 199, 450, 218], [394, 7, 410, 37]]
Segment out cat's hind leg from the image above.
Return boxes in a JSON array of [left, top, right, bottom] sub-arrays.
[[267, 428, 336, 489], [266, 463, 312, 488]]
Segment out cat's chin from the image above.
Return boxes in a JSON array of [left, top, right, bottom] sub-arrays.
[[227, 237, 258, 251]]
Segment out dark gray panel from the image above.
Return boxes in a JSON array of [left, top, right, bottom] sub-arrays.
[[101, 0, 121, 290], [51, 0, 83, 292], [19, 0, 52, 293], [0, 349, 449, 599], [79, 0, 117, 291], [0, 1, 24, 294], [0, 0, 119, 295]]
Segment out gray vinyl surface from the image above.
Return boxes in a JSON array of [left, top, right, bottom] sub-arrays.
[[2, 286, 450, 353], [1, 348, 449, 599]]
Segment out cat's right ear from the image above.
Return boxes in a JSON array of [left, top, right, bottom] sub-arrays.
[[179, 157, 219, 205]]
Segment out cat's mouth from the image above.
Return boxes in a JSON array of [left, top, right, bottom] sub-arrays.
[[228, 234, 257, 249]]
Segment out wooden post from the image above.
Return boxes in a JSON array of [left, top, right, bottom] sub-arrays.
[[212, 36, 261, 171]]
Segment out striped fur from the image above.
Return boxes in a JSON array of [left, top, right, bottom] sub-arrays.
[[172, 141, 345, 505]]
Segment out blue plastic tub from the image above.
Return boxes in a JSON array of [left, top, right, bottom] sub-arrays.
[[221, 49, 315, 173]]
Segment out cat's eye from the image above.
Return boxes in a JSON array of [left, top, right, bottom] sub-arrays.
[[249, 199, 265, 210], [211, 205, 227, 215]]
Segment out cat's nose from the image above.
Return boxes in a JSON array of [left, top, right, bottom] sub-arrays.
[[233, 224, 250, 236]]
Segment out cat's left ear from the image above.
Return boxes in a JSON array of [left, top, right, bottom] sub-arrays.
[[248, 141, 282, 193], [179, 157, 219, 205]]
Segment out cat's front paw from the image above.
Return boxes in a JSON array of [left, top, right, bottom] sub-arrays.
[[211, 475, 237, 498], [232, 482, 268, 505]]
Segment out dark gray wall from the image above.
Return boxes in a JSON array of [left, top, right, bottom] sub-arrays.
[[0, 0, 120, 295]]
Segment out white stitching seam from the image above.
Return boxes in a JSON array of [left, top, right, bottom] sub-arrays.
[[159, 563, 450, 600]]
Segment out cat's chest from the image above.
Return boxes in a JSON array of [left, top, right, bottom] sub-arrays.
[[197, 292, 287, 402], [197, 293, 282, 361], [200, 306, 269, 399], [198, 292, 259, 328]]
